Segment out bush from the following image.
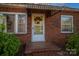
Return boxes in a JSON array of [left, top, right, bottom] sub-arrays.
[[0, 32, 21, 56], [65, 33, 79, 55]]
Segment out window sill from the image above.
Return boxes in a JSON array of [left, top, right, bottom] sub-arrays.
[[15, 33, 27, 35], [61, 31, 73, 33], [5, 32, 27, 35]]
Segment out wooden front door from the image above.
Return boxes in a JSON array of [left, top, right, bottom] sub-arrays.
[[32, 14, 45, 42]]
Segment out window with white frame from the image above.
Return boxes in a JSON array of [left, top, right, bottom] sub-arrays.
[[17, 14, 27, 33], [61, 15, 73, 33], [0, 13, 27, 34]]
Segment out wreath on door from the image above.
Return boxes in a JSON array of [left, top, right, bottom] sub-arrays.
[[34, 16, 42, 24]]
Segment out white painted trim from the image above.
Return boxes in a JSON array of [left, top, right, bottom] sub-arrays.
[[61, 15, 74, 33], [0, 12, 26, 14], [4, 16, 7, 33], [16, 14, 27, 34], [32, 13, 45, 42], [0, 12, 27, 34], [15, 14, 18, 33]]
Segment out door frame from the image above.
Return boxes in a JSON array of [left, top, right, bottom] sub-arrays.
[[31, 13, 45, 42]]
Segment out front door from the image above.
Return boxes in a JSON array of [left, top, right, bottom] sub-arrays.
[[32, 14, 45, 42]]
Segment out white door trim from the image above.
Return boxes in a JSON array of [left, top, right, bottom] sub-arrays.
[[31, 13, 45, 42]]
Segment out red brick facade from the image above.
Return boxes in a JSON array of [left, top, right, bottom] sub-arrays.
[[0, 6, 79, 48]]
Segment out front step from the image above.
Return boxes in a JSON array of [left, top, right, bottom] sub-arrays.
[[24, 42, 65, 56], [24, 48, 64, 56]]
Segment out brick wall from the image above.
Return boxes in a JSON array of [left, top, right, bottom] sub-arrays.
[[45, 10, 79, 47], [0, 6, 28, 44], [0, 6, 26, 12], [0, 6, 79, 47]]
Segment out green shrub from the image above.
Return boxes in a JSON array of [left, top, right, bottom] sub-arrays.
[[66, 33, 79, 55], [0, 32, 21, 56]]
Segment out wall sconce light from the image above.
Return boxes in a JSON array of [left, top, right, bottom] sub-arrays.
[[46, 10, 51, 18]]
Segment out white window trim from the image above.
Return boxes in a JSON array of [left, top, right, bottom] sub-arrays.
[[61, 15, 74, 33], [0, 12, 27, 34], [15, 14, 18, 34], [16, 14, 27, 34]]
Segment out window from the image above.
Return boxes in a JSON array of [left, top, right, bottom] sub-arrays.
[[34, 16, 43, 34], [17, 14, 27, 33], [0, 14, 6, 32], [6, 14, 15, 33], [0, 13, 27, 34], [61, 15, 73, 33]]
